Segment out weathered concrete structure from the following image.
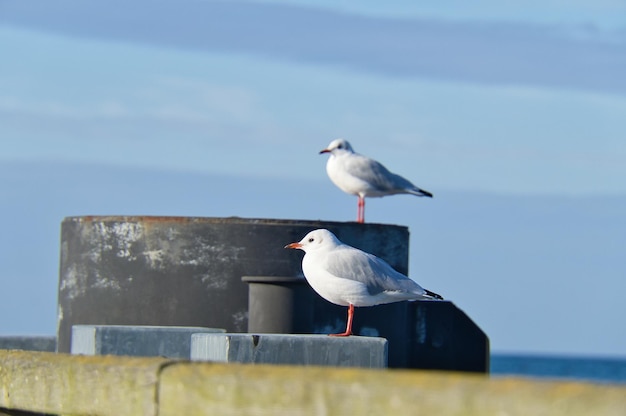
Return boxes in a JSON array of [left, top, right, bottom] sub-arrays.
[[1, 350, 625, 416], [0, 336, 55, 352], [71, 325, 225, 358], [57, 216, 410, 354], [190, 333, 388, 368], [57, 216, 488, 371]]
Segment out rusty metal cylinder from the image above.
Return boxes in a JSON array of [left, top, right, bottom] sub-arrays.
[[56, 216, 409, 353]]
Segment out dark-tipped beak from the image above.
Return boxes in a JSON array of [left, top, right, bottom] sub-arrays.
[[319, 149, 330, 154], [284, 242, 302, 249]]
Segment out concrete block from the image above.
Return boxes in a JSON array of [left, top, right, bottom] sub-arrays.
[[159, 361, 626, 416], [71, 325, 225, 358], [190, 333, 387, 368], [1, 351, 625, 416], [0, 336, 56, 352], [0, 350, 169, 416]]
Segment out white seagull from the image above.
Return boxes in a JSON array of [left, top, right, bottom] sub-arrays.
[[320, 138, 433, 223], [285, 229, 443, 336]]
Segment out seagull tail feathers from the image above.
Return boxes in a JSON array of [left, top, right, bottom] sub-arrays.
[[424, 289, 444, 300], [408, 187, 433, 198], [418, 188, 433, 198]]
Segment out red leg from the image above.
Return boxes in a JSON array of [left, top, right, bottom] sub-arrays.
[[330, 304, 354, 337], [357, 197, 365, 223]]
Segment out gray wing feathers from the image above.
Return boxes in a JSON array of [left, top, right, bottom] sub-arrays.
[[347, 155, 422, 194], [326, 247, 425, 296]]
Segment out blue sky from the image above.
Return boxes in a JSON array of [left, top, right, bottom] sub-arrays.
[[2, 1, 625, 195], [1, 0, 625, 357], [266, 0, 626, 26], [2, 0, 626, 196]]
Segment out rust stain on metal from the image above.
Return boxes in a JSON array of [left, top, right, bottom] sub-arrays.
[[64, 216, 407, 229]]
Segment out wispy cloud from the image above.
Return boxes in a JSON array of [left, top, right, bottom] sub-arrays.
[[149, 77, 262, 124], [0, 77, 264, 125], [2, 0, 625, 95], [251, 0, 626, 29]]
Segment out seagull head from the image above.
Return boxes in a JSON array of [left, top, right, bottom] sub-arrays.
[[319, 138, 354, 155], [284, 229, 342, 253]]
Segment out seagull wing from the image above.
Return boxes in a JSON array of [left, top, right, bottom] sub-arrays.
[[324, 245, 426, 296], [343, 154, 418, 194]]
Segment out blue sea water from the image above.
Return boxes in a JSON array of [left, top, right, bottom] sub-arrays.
[[490, 354, 626, 385]]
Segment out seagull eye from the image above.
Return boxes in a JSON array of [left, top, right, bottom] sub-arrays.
[[308, 238, 314, 243]]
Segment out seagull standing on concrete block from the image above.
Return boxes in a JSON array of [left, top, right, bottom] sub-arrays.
[[320, 138, 433, 223], [285, 229, 443, 337]]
